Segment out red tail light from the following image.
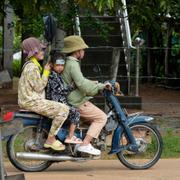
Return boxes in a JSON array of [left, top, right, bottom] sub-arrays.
[[3, 112, 14, 122]]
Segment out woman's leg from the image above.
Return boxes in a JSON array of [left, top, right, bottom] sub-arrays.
[[24, 99, 69, 149]]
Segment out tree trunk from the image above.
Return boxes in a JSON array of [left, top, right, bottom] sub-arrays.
[[3, 0, 14, 78], [110, 48, 120, 81]]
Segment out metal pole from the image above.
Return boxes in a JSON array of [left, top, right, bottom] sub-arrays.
[[135, 45, 140, 96], [0, 127, 5, 180], [127, 50, 131, 95], [134, 37, 144, 97], [74, 4, 81, 36]]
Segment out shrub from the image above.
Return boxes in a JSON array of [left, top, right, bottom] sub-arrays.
[[13, 59, 21, 77]]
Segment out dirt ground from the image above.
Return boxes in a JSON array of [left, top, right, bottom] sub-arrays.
[[138, 83, 180, 116], [5, 159, 180, 180]]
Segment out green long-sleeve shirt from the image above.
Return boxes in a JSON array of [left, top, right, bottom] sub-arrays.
[[62, 56, 105, 107]]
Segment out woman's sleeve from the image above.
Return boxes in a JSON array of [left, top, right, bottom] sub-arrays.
[[46, 79, 52, 100], [25, 64, 49, 93]]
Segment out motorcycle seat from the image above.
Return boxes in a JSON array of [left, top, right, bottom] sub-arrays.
[[15, 110, 42, 119]]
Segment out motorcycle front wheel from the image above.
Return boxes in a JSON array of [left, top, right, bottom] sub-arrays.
[[7, 125, 52, 172], [117, 123, 163, 170]]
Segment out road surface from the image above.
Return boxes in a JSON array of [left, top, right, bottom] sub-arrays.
[[5, 159, 180, 180]]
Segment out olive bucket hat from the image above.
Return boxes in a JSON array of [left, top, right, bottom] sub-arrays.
[[61, 35, 89, 54]]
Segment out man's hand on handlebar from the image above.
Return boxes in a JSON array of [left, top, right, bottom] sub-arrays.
[[104, 82, 112, 91]]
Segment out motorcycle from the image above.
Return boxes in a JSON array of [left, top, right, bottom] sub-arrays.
[[3, 80, 163, 172]]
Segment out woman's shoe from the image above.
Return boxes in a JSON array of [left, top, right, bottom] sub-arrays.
[[44, 140, 65, 151]]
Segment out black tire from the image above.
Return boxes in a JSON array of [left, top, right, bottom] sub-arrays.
[[117, 123, 163, 170], [7, 125, 52, 172]]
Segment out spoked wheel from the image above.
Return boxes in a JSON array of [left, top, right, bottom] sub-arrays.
[[117, 123, 163, 169], [7, 125, 52, 172]]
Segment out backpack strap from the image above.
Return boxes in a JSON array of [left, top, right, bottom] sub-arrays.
[[19, 61, 32, 77], [20, 59, 43, 77]]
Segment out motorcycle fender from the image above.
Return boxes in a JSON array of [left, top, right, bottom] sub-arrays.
[[127, 115, 154, 126], [109, 125, 123, 154], [109, 115, 154, 154], [13, 118, 50, 131], [22, 118, 39, 126]]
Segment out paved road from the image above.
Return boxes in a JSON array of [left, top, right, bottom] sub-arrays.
[[5, 159, 180, 180]]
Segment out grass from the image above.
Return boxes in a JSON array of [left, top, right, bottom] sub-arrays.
[[102, 130, 180, 159], [12, 59, 21, 77], [1, 129, 180, 161], [161, 129, 180, 158]]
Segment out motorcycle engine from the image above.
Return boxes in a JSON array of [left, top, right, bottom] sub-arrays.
[[104, 111, 118, 133]]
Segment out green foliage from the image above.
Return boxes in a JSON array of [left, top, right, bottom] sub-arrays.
[[172, 32, 180, 56], [2, 0, 118, 47], [9, 0, 55, 37], [1, 0, 179, 80], [80, 12, 114, 42], [12, 60, 21, 77], [0, 30, 2, 51], [51, 0, 77, 33], [13, 35, 21, 51], [162, 131, 180, 158], [23, 15, 44, 37], [76, 0, 122, 12], [92, 0, 114, 12], [127, 0, 180, 80]]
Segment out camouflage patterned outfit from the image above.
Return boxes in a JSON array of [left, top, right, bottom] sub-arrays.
[[18, 58, 69, 136]]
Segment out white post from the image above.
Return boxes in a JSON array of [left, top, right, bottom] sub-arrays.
[[121, 0, 135, 49], [75, 15, 81, 36], [134, 37, 144, 96]]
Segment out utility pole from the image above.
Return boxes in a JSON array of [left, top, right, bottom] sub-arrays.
[[3, 0, 14, 78], [134, 37, 144, 96]]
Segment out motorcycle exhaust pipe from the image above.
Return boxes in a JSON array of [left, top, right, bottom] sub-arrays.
[[16, 152, 86, 161]]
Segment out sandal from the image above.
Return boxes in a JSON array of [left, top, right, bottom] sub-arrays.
[[64, 136, 83, 144], [44, 140, 65, 151]]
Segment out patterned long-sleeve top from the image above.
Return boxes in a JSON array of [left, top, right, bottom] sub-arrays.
[[18, 57, 50, 108], [46, 71, 73, 105]]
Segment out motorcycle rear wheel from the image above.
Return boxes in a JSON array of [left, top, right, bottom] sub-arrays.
[[117, 123, 163, 170], [7, 125, 52, 172]]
